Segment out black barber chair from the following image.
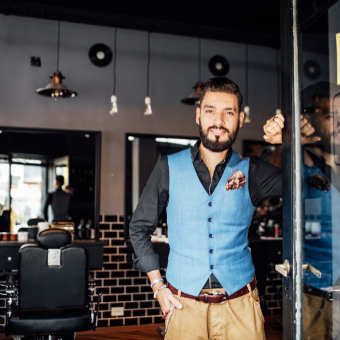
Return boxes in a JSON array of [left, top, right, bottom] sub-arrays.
[[2, 229, 100, 339]]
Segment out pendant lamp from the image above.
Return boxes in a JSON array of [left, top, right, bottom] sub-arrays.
[[275, 49, 281, 116], [244, 45, 251, 123], [36, 22, 77, 100], [181, 38, 203, 106], [144, 32, 152, 116], [110, 28, 118, 116]]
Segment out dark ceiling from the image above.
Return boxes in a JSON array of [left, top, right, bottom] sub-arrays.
[[0, 0, 281, 47]]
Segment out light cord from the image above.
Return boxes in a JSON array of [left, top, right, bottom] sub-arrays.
[[147, 32, 150, 97], [245, 44, 248, 105], [198, 38, 201, 82], [113, 27, 117, 95], [276, 49, 281, 108], [57, 21, 60, 71]]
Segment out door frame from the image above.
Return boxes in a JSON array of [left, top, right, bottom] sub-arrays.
[[280, 0, 303, 339]]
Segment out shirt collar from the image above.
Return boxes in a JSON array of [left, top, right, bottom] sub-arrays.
[[190, 140, 233, 164]]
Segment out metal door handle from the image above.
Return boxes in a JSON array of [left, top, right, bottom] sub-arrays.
[[302, 264, 321, 278], [275, 260, 291, 277]]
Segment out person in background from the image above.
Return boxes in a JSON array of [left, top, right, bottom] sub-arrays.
[[43, 175, 71, 222]]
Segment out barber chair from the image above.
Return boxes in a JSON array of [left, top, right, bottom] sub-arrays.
[[2, 229, 101, 340]]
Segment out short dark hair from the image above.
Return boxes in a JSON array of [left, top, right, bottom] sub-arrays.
[[200, 77, 243, 112], [56, 175, 65, 186]]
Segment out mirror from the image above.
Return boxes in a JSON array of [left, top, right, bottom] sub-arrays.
[[0, 127, 101, 236], [124, 133, 198, 238]]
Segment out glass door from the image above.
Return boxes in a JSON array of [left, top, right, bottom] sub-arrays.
[[279, 1, 340, 338]]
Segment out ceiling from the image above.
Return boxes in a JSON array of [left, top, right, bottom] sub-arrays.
[[0, 0, 280, 47]]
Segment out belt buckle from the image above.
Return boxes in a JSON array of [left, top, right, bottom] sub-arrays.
[[210, 290, 227, 304]]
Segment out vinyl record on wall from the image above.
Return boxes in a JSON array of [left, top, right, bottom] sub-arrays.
[[303, 60, 321, 80], [89, 43, 112, 67], [209, 55, 229, 76]]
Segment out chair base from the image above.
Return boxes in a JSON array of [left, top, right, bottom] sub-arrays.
[[11, 333, 76, 340]]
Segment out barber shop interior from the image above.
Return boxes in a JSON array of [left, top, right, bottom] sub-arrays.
[[0, 1, 340, 339]]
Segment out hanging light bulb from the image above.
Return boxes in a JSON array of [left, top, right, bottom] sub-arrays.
[[110, 95, 118, 116], [144, 96, 152, 115], [144, 32, 152, 116], [244, 105, 251, 123], [110, 28, 118, 116], [244, 45, 250, 123], [36, 22, 77, 100]]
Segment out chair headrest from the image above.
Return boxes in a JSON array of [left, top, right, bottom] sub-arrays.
[[37, 229, 72, 249]]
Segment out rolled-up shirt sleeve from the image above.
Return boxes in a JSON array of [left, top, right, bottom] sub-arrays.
[[129, 156, 169, 272]]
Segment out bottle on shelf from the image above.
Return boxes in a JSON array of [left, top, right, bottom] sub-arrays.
[[85, 219, 92, 239], [77, 219, 85, 239]]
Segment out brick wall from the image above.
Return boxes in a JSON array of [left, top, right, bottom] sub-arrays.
[[262, 263, 283, 316], [92, 215, 164, 327]]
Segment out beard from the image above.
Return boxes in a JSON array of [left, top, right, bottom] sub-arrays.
[[199, 120, 239, 152]]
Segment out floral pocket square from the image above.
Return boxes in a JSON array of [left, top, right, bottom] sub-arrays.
[[225, 170, 247, 191]]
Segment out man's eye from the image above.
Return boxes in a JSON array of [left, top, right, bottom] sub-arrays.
[[225, 111, 233, 115], [206, 110, 213, 113]]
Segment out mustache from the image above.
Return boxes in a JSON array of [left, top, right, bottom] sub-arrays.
[[208, 125, 230, 133]]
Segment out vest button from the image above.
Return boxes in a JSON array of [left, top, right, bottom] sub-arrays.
[[210, 265, 214, 269], [210, 249, 214, 254], [209, 234, 213, 238], [208, 202, 212, 207], [208, 218, 212, 222]]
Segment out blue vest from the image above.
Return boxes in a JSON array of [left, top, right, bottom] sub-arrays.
[[303, 164, 340, 289], [166, 148, 255, 296]]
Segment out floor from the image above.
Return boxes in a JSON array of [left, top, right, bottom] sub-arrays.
[[77, 315, 283, 340], [0, 315, 283, 340]]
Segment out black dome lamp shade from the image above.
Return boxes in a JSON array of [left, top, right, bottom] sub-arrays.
[[36, 22, 77, 100], [181, 38, 203, 106], [181, 81, 204, 105]]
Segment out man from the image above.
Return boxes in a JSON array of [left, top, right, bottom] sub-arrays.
[[130, 77, 286, 339], [264, 82, 340, 340], [43, 175, 71, 222]]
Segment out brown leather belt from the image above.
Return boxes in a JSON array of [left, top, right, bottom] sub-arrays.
[[168, 277, 256, 304]]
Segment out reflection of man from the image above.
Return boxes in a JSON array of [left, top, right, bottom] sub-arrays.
[[130, 77, 283, 339], [43, 175, 71, 222], [264, 82, 340, 340]]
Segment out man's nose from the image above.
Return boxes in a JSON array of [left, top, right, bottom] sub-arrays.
[[214, 111, 224, 125]]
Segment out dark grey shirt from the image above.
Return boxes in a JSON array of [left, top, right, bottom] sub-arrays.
[[130, 141, 282, 288]]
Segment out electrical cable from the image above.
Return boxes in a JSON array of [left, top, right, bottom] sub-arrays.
[[245, 44, 248, 105], [57, 21, 60, 71], [198, 38, 201, 82], [147, 32, 150, 97], [113, 27, 117, 95], [276, 49, 280, 108]]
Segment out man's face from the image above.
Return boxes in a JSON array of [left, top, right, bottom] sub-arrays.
[[196, 91, 244, 152], [308, 96, 340, 150]]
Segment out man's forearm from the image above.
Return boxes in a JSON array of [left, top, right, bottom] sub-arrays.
[[147, 269, 164, 293]]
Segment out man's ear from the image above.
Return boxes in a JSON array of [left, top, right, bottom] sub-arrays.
[[196, 106, 201, 125], [239, 111, 245, 128]]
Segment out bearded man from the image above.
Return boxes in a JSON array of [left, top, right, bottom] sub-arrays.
[[130, 77, 282, 339]]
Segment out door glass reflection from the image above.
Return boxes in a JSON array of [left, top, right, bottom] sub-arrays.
[[300, 2, 340, 338]]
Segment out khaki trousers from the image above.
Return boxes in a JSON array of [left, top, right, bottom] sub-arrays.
[[165, 285, 265, 340], [303, 293, 340, 340]]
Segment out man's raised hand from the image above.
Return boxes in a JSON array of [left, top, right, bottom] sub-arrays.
[[263, 113, 285, 144], [263, 113, 321, 145]]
